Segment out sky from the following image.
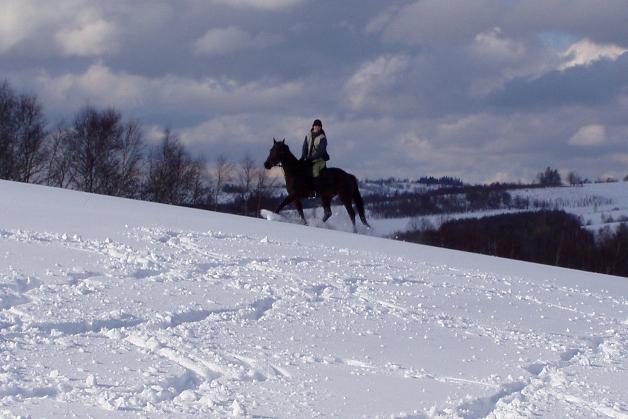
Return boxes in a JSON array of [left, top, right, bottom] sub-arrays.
[[1, 0, 627, 183]]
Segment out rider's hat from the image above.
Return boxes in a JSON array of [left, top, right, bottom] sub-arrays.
[[312, 119, 322, 127]]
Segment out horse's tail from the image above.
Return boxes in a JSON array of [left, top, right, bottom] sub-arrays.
[[352, 175, 370, 228]]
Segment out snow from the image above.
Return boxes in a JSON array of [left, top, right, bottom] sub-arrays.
[[1, 179, 627, 418], [372, 182, 628, 236], [510, 182, 628, 230]]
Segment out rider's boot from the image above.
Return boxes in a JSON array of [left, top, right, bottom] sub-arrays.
[[313, 176, 322, 198]]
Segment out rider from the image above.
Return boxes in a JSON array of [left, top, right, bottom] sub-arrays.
[[300, 119, 330, 195]]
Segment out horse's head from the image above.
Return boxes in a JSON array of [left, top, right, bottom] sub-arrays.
[[264, 138, 290, 169]]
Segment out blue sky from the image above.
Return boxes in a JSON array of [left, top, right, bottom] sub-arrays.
[[2, 0, 627, 182]]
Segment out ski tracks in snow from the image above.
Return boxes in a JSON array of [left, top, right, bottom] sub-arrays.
[[1, 225, 627, 417]]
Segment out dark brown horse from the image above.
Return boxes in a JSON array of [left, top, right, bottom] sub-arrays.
[[263, 138, 370, 231]]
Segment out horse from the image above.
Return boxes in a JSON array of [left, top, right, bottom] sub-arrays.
[[263, 138, 370, 232]]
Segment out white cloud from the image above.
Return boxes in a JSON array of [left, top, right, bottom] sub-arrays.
[[180, 115, 260, 147], [209, 0, 304, 10], [36, 62, 144, 110], [374, 0, 502, 45], [0, 1, 120, 57], [55, 16, 118, 56], [0, 1, 36, 52], [194, 26, 280, 55], [560, 39, 628, 70], [471, 27, 526, 63], [398, 132, 432, 156], [364, 5, 400, 36], [344, 55, 410, 111], [468, 28, 562, 97], [568, 124, 607, 146], [34, 62, 304, 116]]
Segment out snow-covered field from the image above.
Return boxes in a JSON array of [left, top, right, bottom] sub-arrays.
[[510, 182, 628, 230], [1, 180, 627, 418], [373, 182, 628, 236]]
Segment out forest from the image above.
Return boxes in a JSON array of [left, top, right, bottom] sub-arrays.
[[396, 210, 628, 277]]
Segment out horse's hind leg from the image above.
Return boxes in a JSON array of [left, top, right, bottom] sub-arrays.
[[321, 196, 332, 222], [294, 199, 307, 225], [340, 193, 357, 232]]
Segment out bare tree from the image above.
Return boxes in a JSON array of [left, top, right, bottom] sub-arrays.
[[536, 167, 562, 187], [566, 171, 582, 187], [237, 154, 256, 216], [254, 166, 278, 215], [189, 157, 209, 207], [45, 126, 74, 188], [0, 81, 47, 183], [13, 95, 48, 183], [0, 81, 16, 179], [144, 129, 207, 206], [114, 120, 144, 198], [211, 154, 233, 208], [66, 106, 124, 194]]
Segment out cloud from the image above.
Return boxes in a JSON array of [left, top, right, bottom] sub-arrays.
[[0, 1, 35, 52], [560, 38, 628, 70], [0, 1, 121, 57], [471, 27, 526, 64], [33, 62, 304, 119], [568, 124, 607, 146], [488, 52, 628, 109], [364, 5, 400, 36], [36, 62, 145, 110], [399, 132, 433, 155], [612, 154, 628, 165], [4, 0, 628, 182], [373, 0, 503, 45], [55, 16, 118, 56], [194, 26, 280, 55], [209, 0, 304, 10], [507, 0, 628, 47], [344, 55, 410, 111]]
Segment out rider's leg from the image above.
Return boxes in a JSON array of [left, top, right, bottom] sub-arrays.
[[312, 160, 326, 197]]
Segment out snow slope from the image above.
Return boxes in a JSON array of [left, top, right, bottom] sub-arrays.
[[1, 180, 627, 418]]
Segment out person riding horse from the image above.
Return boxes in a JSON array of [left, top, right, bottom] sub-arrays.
[[300, 119, 330, 195], [264, 138, 370, 231]]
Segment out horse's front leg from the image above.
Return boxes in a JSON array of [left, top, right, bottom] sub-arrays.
[[275, 195, 293, 214], [294, 199, 307, 225]]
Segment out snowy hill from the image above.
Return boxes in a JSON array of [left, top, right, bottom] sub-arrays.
[[510, 182, 628, 230], [372, 182, 628, 237], [1, 180, 627, 418]]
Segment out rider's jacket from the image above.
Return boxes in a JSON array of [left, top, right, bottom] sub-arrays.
[[301, 129, 330, 162]]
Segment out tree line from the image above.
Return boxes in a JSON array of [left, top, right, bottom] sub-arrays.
[[0, 81, 278, 216], [396, 210, 628, 277], [366, 183, 542, 219]]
